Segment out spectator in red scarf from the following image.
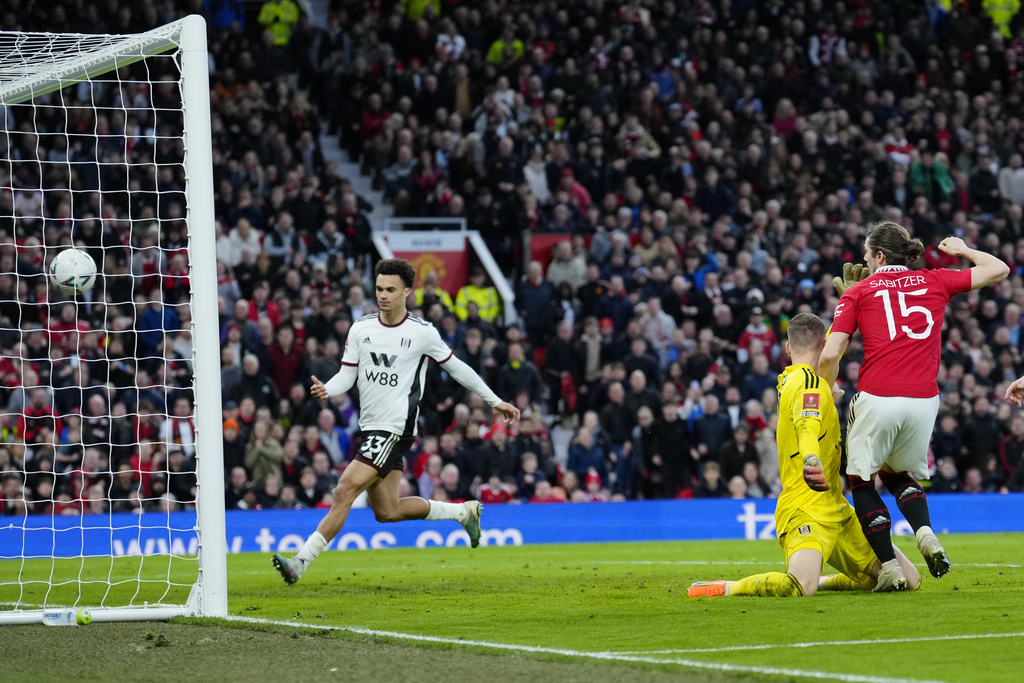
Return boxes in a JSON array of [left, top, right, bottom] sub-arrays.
[[159, 395, 196, 457]]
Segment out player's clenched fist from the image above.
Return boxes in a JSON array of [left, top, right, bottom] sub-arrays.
[[310, 375, 329, 401], [802, 455, 829, 492], [937, 236, 969, 257]]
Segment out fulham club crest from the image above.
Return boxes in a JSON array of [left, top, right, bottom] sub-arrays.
[[401, 338, 412, 349]]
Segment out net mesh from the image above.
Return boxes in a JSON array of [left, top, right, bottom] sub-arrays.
[[0, 32, 125, 83], [0, 26, 200, 613], [0, 23, 182, 106]]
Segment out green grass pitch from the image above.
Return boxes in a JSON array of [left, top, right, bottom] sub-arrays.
[[3, 534, 1022, 682]]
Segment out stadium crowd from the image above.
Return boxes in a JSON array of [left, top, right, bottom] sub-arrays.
[[2, 0, 1024, 518]]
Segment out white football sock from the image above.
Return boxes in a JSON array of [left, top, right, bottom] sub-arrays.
[[723, 581, 734, 596], [915, 525, 934, 541], [293, 531, 328, 574], [425, 500, 467, 523]]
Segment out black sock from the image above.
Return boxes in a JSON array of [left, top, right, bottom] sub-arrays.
[[850, 475, 896, 563], [878, 470, 931, 532]]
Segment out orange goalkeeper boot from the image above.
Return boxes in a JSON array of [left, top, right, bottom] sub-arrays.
[[687, 580, 728, 597]]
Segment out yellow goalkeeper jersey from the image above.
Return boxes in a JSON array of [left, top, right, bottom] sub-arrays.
[[774, 363, 852, 533]]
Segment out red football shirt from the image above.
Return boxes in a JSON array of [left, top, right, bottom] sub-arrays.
[[831, 265, 972, 398]]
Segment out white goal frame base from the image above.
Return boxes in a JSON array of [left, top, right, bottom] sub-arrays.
[[0, 583, 210, 624]]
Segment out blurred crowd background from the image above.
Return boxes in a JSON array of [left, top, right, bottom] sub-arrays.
[[2, 0, 1024, 519]]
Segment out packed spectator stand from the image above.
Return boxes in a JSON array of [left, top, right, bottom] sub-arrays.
[[2, 0, 1024, 520]]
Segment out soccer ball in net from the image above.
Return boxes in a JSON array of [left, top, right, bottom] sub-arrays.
[[49, 248, 98, 296]]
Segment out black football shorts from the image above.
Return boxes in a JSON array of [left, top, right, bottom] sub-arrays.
[[353, 430, 414, 477]]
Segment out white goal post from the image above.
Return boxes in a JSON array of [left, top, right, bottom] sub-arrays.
[[0, 15, 226, 623]]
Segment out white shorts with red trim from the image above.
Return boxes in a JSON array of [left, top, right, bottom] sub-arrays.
[[845, 392, 940, 481]]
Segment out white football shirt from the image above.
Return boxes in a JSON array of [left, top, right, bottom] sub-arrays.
[[341, 312, 456, 436]]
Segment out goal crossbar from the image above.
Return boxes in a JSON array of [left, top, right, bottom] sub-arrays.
[[0, 20, 186, 106]]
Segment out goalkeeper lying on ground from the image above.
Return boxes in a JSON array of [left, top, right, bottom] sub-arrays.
[[688, 311, 921, 597]]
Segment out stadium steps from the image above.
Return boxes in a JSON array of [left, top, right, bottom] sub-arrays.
[[318, 132, 393, 228], [303, 0, 391, 228]]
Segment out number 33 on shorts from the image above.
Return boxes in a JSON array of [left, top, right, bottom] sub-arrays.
[[354, 430, 413, 474], [360, 434, 391, 459]]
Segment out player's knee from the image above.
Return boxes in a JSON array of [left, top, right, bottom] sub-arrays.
[[877, 468, 900, 486], [783, 571, 814, 597], [373, 508, 402, 523], [333, 481, 361, 505]]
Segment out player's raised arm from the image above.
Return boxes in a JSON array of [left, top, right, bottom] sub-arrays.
[[820, 281, 857, 388], [818, 331, 849, 389], [832, 262, 869, 296], [938, 236, 1010, 290]]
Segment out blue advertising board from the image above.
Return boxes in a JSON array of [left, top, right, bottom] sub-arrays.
[[3, 494, 1022, 558]]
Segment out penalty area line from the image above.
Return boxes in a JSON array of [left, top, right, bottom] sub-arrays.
[[224, 615, 950, 683], [613, 631, 1024, 655]]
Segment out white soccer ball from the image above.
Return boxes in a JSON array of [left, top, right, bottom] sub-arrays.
[[49, 248, 97, 296]]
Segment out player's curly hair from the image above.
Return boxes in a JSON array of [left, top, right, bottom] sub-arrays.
[[866, 221, 924, 266], [374, 258, 416, 289]]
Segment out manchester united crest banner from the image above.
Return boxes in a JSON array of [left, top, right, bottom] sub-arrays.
[[381, 232, 468, 294]]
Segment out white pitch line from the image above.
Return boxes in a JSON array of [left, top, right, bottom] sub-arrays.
[[240, 561, 1024, 573], [614, 631, 1024, 655], [596, 560, 773, 566], [595, 560, 1023, 568], [224, 615, 951, 683]]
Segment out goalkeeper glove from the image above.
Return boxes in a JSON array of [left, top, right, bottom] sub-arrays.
[[802, 455, 829, 492], [832, 262, 869, 296]]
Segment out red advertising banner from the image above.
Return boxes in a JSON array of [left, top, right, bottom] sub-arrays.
[[528, 233, 571, 271]]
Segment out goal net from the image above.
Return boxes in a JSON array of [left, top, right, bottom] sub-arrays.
[[0, 15, 226, 623]]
